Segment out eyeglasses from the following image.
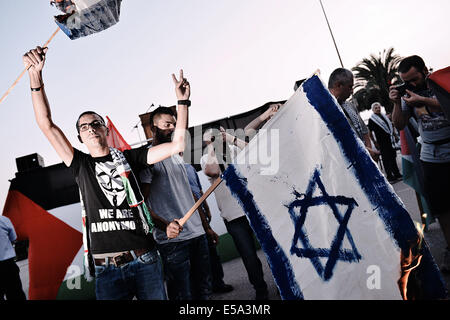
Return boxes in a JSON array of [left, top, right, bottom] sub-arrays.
[[78, 120, 105, 132]]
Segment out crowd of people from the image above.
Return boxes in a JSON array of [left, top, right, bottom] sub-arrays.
[[325, 56, 450, 276], [1, 45, 447, 300]]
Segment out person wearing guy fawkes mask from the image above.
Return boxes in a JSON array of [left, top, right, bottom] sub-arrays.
[[140, 107, 215, 300], [390, 55, 450, 273], [23, 45, 190, 300]]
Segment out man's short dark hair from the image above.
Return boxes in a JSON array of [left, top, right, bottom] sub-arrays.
[[150, 107, 176, 128], [328, 68, 354, 89], [398, 55, 426, 74], [76, 111, 105, 133]]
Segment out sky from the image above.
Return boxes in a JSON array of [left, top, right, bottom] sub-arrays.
[[0, 0, 449, 211]]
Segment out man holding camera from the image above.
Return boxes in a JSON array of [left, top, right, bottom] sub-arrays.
[[390, 55, 450, 273]]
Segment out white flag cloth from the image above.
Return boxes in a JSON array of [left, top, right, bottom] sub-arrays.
[[222, 75, 447, 300], [53, 0, 122, 40]]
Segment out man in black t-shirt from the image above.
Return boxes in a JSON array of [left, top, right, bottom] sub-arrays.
[[23, 45, 191, 299]]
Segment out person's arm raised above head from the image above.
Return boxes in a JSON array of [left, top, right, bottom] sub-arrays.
[[201, 140, 221, 179], [146, 69, 190, 165], [24, 46, 74, 167], [244, 103, 281, 136]]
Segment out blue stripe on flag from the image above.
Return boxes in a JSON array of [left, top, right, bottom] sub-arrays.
[[222, 166, 304, 300]]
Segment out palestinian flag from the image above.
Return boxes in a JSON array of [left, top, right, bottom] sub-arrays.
[[428, 66, 450, 121], [399, 127, 434, 229], [106, 116, 131, 152], [2, 162, 94, 300]]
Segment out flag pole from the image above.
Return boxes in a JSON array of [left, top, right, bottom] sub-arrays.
[[178, 177, 223, 227], [319, 0, 344, 68], [0, 28, 60, 105]]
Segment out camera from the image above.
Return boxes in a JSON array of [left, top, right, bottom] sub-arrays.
[[395, 82, 413, 96]]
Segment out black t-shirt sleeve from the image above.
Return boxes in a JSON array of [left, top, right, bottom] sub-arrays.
[[69, 148, 84, 178], [123, 146, 152, 172]]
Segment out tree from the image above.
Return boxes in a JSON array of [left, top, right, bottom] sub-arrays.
[[352, 47, 402, 113]]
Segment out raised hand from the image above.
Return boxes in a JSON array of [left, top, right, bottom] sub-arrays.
[[264, 103, 281, 120], [389, 85, 401, 104], [172, 69, 190, 100], [23, 46, 48, 74]]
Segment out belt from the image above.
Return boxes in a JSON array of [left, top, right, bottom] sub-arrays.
[[94, 248, 150, 267]]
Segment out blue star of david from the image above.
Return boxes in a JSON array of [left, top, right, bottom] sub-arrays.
[[286, 168, 362, 281]]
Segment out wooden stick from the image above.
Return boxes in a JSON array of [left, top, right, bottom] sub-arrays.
[[0, 28, 60, 105], [178, 177, 223, 227]]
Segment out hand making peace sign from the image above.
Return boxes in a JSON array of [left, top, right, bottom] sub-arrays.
[[172, 69, 190, 101]]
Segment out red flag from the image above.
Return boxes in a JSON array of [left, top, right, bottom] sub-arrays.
[[428, 66, 450, 121], [106, 116, 131, 151], [3, 190, 82, 299], [429, 66, 450, 93]]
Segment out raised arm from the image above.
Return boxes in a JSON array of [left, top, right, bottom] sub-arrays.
[[23, 47, 74, 166], [244, 103, 281, 136], [202, 143, 221, 179], [146, 69, 190, 165], [220, 127, 247, 150]]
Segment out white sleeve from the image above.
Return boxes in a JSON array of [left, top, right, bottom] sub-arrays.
[[200, 154, 208, 172]]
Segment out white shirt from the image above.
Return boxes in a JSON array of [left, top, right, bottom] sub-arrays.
[[200, 145, 245, 222]]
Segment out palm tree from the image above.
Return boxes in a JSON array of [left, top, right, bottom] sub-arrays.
[[352, 47, 402, 113]]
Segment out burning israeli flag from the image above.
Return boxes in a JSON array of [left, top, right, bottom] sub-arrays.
[[222, 74, 447, 300]]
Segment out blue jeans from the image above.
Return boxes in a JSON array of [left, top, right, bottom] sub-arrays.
[[94, 248, 167, 300], [157, 234, 212, 300]]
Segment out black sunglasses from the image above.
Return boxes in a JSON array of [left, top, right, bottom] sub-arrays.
[[78, 120, 105, 132]]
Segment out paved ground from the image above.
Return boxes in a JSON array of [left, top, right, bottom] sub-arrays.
[[16, 155, 450, 300], [210, 249, 280, 300]]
